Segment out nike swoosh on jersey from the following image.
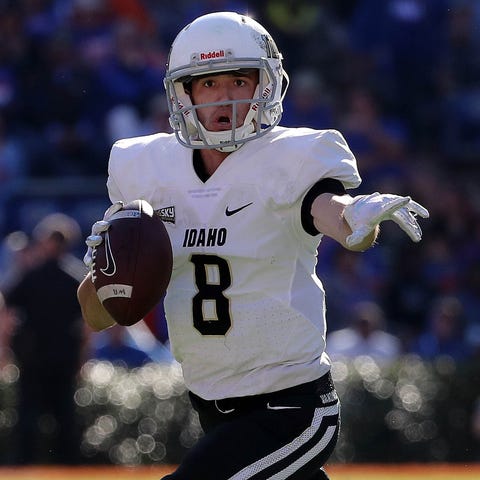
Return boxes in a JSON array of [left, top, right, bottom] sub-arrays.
[[100, 231, 117, 276], [266, 402, 302, 410], [225, 202, 253, 216], [214, 400, 235, 414]]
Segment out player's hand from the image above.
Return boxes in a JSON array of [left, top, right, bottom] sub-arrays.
[[343, 192, 429, 248], [83, 202, 124, 271]]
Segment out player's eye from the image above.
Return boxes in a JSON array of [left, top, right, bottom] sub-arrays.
[[234, 79, 246, 87], [203, 79, 215, 88]]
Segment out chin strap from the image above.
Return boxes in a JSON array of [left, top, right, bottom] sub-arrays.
[[194, 121, 256, 152]]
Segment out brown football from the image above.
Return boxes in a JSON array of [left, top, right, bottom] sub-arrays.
[[92, 199, 173, 326]]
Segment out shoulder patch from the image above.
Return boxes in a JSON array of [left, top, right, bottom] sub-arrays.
[[155, 206, 176, 224]]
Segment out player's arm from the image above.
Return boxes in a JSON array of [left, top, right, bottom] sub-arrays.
[[302, 179, 371, 250], [304, 180, 429, 250], [311, 193, 377, 251], [77, 202, 125, 331], [77, 273, 116, 331]]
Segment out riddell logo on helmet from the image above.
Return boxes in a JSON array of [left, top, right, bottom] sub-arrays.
[[252, 87, 272, 111], [200, 50, 225, 60]]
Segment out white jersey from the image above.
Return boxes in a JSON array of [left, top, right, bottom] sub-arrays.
[[107, 126, 361, 400]]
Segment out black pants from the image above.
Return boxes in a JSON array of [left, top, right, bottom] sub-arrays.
[[14, 367, 79, 464], [163, 372, 340, 480]]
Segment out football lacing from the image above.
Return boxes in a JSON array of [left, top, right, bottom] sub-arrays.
[[91, 247, 97, 282]]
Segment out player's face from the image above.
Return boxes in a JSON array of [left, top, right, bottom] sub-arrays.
[[189, 70, 259, 132]]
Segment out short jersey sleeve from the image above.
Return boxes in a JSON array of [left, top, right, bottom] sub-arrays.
[[258, 128, 361, 209], [106, 133, 184, 204], [296, 129, 361, 191]]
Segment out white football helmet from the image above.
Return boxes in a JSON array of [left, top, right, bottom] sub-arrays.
[[164, 11, 289, 152]]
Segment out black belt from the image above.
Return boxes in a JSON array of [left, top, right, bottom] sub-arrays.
[[190, 371, 337, 416]]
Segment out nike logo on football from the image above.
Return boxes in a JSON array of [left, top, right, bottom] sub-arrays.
[[100, 231, 117, 276], [225, 202, 253, 216]]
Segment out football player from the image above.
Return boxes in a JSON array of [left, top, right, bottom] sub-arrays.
[[78, 12, 429, 479]]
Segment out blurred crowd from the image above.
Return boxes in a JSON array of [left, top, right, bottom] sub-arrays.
[[0, 0, 479, 466], [0, 0, 479, 378]]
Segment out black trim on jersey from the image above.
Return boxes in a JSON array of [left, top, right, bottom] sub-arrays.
[[193, 149, 210, 183], [301, 178, 346, 236]]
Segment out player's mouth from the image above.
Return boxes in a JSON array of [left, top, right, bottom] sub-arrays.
[[216, 115, 232, 129], [207, 113, 233, 131], [205, 106, 245, 131]]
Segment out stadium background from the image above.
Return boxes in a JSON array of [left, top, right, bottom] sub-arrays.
[[0, 0, 479, 473]]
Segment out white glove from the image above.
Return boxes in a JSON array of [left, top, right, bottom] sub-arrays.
[[343, 192, 429, 248], [83, 202, 124, 273]]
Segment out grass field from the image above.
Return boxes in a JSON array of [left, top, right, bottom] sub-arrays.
[[0, 464, 479, 480]]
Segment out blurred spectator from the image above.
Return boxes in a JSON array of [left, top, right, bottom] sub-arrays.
[[260, 0, 349, 77], [327, 300, 402, 363], [384, 241, 434, 343], [91, 19, 165, 121], [92, 317, 173, 366], [411, 295, 471, 361], [467, 325, 480, 361], [143, 300, 170, 346], [335, 85, 409, 189], [93, 324, 152, 368], [0, 212, 87, 464], [140, 93, 172, 136], [67, 0, 115, 67], [17, 28, 106, 176], [441, 1, 480, 164], [347, 0, 449, 147], [472, 397, 480, 460], [0, 4, 27, 118], [282, 69, 334, 129], [186, 0, 252, 20], [318, 245, 382, 331], [0, 112, 27, 232], [0, 112, 27, 194], [460, 260, 480, 358], [0, 230, 37, 292], [421, 235, 462, 296], [0, 291, 15, 368], [108, 0, 157, 34], [105, 104, 143, 143], [104, 93, 172, 143]]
